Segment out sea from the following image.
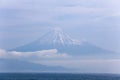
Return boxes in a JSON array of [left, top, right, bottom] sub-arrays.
[[0, 73, 120, 80]]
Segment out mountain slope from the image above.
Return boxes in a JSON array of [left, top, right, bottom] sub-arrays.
[[12, 28, 113, 55], [0, 59, 67, 72]]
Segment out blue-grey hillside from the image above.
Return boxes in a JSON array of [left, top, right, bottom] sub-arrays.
[[0, 59, 67, 72]]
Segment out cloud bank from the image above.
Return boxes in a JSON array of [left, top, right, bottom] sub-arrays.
[[0, 49, 69, 59], [0, 48, 120, 73]]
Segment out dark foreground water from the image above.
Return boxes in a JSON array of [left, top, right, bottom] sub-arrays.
[[0, 73, 120, 80]]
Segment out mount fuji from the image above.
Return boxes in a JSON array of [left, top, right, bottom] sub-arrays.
[[13, 28, 113, 55]]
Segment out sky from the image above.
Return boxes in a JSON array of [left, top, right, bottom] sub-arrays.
[[0, 0, 120, 52], [0, 0, 120, 73]]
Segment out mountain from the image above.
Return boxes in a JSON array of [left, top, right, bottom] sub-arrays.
[[12, 28, 113, 55], [0, 58, 67, 72]]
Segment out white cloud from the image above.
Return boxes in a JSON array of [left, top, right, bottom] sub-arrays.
[[0, 49, 70, 59]]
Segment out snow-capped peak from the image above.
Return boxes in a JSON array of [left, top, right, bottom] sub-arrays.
[[37, 27, 82, 46], [53, 27, 67, 45]]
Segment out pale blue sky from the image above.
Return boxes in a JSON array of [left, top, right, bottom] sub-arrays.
[[0, 0, 120, 53]]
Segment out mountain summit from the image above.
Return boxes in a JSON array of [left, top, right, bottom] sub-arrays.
[[13, 28, 113, 55], [38, 27, 81, 46]]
